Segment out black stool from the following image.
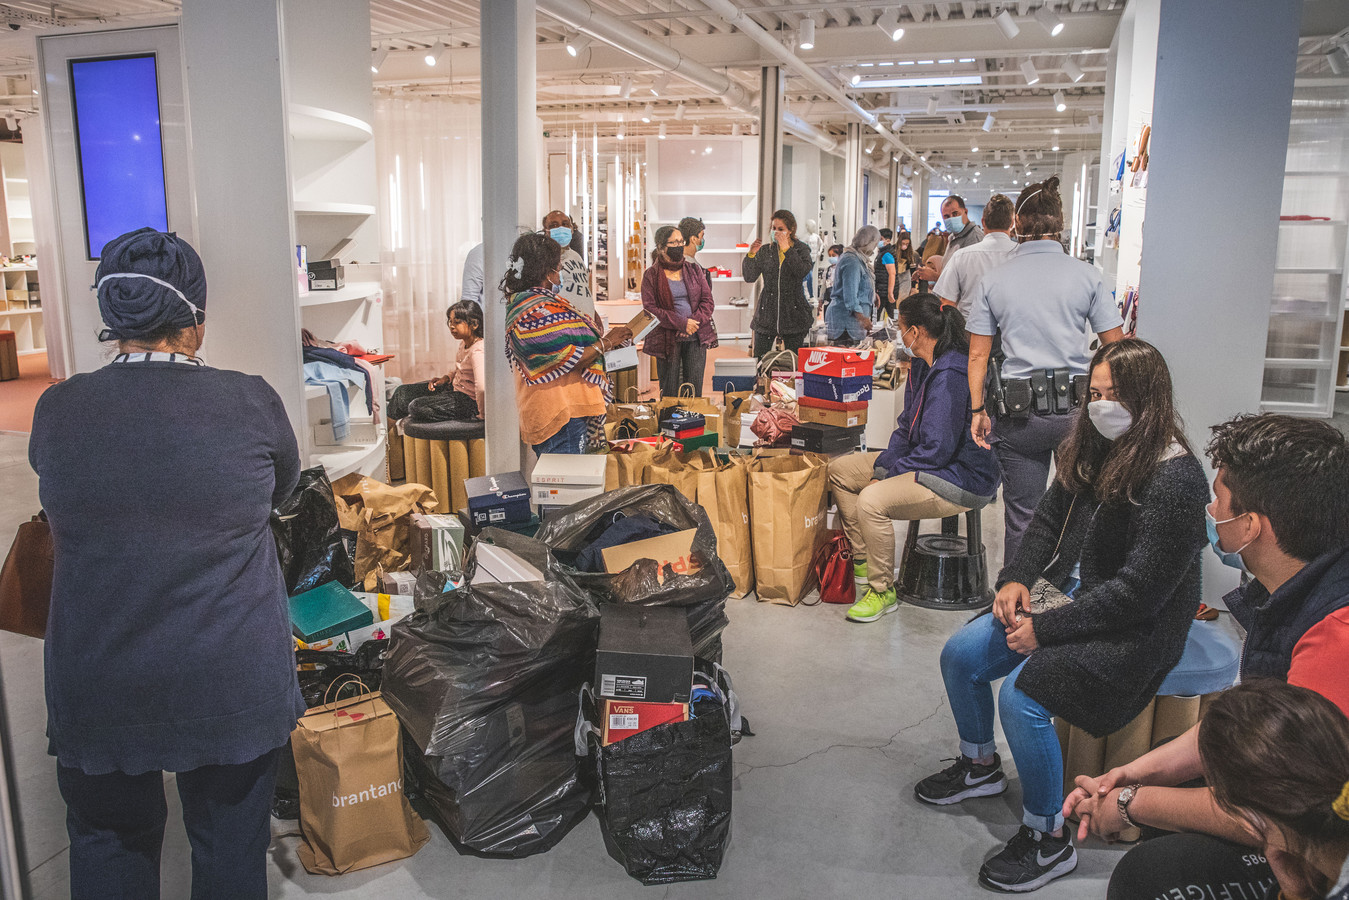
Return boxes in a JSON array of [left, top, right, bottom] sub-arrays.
[[896, 499, 994, 611], [399, 414, 485, 513]]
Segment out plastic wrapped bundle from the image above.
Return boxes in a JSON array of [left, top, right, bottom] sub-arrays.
[[535, 484, 734, 661], [381, 529, 599, 857]]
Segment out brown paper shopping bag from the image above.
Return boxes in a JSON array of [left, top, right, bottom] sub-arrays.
[[697, 457, 754, 599], [604, 438, 679, 490], [642, 448, 715, 504], [747, 453, 829, 605], [331, 475, 437, 589], [721, 390, 755, 448], [653, 386, 722, 441], [293, 679, 429, 875]]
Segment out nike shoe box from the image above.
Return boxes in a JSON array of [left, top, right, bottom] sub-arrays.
[[798, 346, 875, 379], [802, 373, 874, 404], [595, 605, 694, 704]]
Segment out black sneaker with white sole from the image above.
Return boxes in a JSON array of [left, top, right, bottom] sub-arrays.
[[913, 754, 1008, 805], [978, 825, 1078, 893]]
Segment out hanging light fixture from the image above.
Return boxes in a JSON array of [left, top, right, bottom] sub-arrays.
[[658, 122, 668, 140], [893, 114, 906, 130], [674, 103, 686, 120], [994, 149, 1002, 160], [1328, 44, 1349, 76], [565, 32, 592, 56], [926, 95, 939, 116], [1034, 4, 1065, 37], [424, 39, 446, 66], [692, 123, 701, 136], [1053, 90, 1067, 112], [865, 141, 876, 154], [877, 9, 904, 42], [1051, 140, 1060, 151], [799, 16, 816, 50], [1020, 59, 1040, 85], [970, 137, 979, 152], [994, 8, 1020, 39], [370, 45, 388, 73], [1063, 58, 1085, 82], [617, 124, 625, 140], [732, 122, 742, 136], [1088, 114, 1100, 129], [651, 74, 669, 96], [641, 103, 653, 123], [982, 113, 995, 132], [618, 75, 633, 99], [850, 69, 862, 86]]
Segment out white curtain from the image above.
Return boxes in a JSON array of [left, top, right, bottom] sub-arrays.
[[375, 97, 482, 384]]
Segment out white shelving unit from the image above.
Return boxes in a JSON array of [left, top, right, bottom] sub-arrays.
[[0, 143, 42, 355], [1262, 79, 1349, 414]]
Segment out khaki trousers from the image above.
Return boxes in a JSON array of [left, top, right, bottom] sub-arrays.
[[828, 452, 968, 592]]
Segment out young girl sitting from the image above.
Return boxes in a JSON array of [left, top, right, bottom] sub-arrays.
[[388, 300, 485, 422]]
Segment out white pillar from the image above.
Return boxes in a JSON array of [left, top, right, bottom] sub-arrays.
[[756, 66, 785, 239], [842, 124, 864, 238], [886, 157, 901, 235], [913, 170, 930, 238], [481, 0, 537, 474]]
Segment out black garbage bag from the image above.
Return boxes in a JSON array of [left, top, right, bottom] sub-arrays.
[[576, 661, 743, 885], [270, 466, 355, 596], [535, 485, 734, 660], [382, 528, 599, 857]]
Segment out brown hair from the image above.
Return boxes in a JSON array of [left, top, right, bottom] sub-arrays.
[[771, 208, 797, 241], [1055, 338, 1193, 504], [984, 193, 1015, 232], [1014, 175, 1064, 239], [1199, 680, 1349, 898]]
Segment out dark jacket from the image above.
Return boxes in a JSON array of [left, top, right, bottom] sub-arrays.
[[744, 239, 813, 336], [874, 350, 999, 500], [1225, 546, 1349, 681], [640, 260, 717, 357], [999, 455, 1210, 736]]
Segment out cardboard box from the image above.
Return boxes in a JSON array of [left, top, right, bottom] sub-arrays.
[[627, 308, 659, 342], [595, 605, 694, 703], [676, 432, 719, 451], [714, 356, 758, 376], [798, 403, 868, 429], [603, 344, 639, 372], [465, 471, 532, 527], [711, 374, 756, 393], [410, 513, 466, 573], [802, 373, 874, 404], [379, 571, 417, 596], [661, 424, 704, 440], [531, 453, 607, 506], [288, 582, 375, 643], [798, 394, 869, 412], [797, 346, 875, 379], [470, 543, 546, 585], [790, 423, 866, 455], [601, 528, 701, 581], [307, 259, 345, 291], [601, 698, 689, 745], [457, 508, 541, 540], [299, 612, 407, 653]]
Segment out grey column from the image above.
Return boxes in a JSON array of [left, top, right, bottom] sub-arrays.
[[841, 123, 864, 238], [886, 156, 901, 234], [755, 66, 785, 240], [481, 0, 537, 474], [913, 170, 930, 237]]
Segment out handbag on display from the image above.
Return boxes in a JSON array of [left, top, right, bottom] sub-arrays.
[[809, 531, 854, 606], [0, 512, 52, 638]]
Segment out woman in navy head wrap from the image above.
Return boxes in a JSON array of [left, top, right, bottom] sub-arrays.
[[28, 228, 304, 899]]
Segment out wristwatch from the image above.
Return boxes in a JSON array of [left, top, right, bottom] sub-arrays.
[[1117, 784, 1142, 828]]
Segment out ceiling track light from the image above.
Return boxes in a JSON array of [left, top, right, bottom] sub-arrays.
[[893, 114, 906, 130], [618, 75, 633, 99], [798, 16, 815, 50], [877, 9, 904, 42], [641, 102, 653, 123], [1034, 4, 1065, 37], [994, 8, 1020, 40], [970, 137, 979, 152], [617, 125, 625, 140], [371, 45, 389, 73], [674, 103, 686, 120], [1062, 58, 1085, 82], [651, 74, 669, 96], [1088, 114, 1100, 129], [1020, 59, 1040, 85], [424, 39, 445, 67], [732, 123, 742, 136], [926, 95, 939, 116], [1018, 149, 1027, 163], [3, 115, 15, 132], [1036, 150, 1044, 159], [982, 113, 995, 132], [994, 149, 1002, 160], [1327, 44, 1349, 76], [692, 123, 701, 136], [850, 69, 862, 86], [565, 32, 592, 57], [1053, 89, 1067, 112], [865, 141, 876, 154], [658, 122, 668, 140]]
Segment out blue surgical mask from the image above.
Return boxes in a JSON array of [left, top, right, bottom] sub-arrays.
[[943, 215, 964, 233], [897, 325, 915, 356], [549, 226, 573, 247], [828, 255, 839, 266], [1206, 509, 1254, 570]]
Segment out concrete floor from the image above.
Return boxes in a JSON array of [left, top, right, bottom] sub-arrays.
[[0, 430, 1133, 899]]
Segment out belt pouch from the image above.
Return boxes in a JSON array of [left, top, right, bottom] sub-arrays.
[[1002, 379, 1033, 419], [1070, 374, 1089, 408], [1030, 370, 1051, 415], [1052, 369, 1072, 415]]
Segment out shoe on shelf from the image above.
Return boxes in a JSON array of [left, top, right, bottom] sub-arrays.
[[845, 587, 897, 622], [977, 825, 1078, 893], [853, 560, 868, 585], [914, 754, 1008, 805]]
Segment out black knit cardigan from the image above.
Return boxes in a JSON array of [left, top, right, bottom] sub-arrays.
[[997, 454, 1210, 737]]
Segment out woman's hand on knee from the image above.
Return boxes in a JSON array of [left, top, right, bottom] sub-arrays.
[[993, 582, 1030, 627]]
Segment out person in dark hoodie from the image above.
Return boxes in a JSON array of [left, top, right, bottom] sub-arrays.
[[915, 338, 1209, 894], [743, 208, 814, 358], [828, 292, 1000, 623], [1063, 414, 1349, 900]]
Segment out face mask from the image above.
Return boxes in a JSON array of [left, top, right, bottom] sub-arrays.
[[943, 215, 964, 233], [666, 245, 685, 262], [548, 226, 572, 247], [697, 237, 706, 252], [1206, 509, 1255, 570], [828, 255, 839, 266], [1087, 400, 1132, 440], [897, 326, 915, 356]]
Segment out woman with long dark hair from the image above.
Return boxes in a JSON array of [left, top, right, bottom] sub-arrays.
[[743, 208, 814, 357], [915, 338, 1208, 893], [828, 292, 999, 622], [641, 224, 718, 397]]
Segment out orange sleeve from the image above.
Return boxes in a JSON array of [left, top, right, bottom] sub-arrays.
[[1287, 607, 1349, 718]]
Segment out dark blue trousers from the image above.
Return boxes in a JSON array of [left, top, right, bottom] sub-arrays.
[[992, 410, 1075, 569], [57, 747, 280, 900]]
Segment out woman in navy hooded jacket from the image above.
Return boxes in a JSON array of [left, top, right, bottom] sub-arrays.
[[828, 291, 1000, 623]]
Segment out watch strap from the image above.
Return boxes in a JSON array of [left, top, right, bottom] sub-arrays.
[[1118, 784, 1142, 829]]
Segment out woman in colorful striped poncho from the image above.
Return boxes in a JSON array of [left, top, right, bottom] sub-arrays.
[[503, 232, 632, 454]]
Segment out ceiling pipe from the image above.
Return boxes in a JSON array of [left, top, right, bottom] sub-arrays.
[[783, 110, 840, 154], [537, 0, 755, 113], [697, 0, 937, 176]]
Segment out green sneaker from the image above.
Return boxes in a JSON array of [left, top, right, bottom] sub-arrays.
[[853, 560, 868, 585], [846, 587, 898, 623]]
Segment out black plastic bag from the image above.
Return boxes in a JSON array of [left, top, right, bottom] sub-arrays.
[[270, 466, 354, 596], [382, 528, 599, 857], [535, 485, 733, 660]]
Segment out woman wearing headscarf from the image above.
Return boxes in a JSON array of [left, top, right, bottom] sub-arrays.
[[28, 228, 304, 899], [826, 225, 879, 347]]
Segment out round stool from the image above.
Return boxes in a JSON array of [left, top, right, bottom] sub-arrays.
[[400, 416, 486, 513], [896, 499, 995, 611]]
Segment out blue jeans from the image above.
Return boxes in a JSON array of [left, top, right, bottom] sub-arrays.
[[532, 415, 590, 455], [939, 613, 1065, 834]]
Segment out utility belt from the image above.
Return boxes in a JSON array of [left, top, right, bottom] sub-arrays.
[[992, 367, 1088, 420]]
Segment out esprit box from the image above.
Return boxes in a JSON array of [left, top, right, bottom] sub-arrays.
[[600, 699, 689, 745], [288, 582, 374, 643], [790, 423, 866, 455], [797, 347, 875, 379], [465, 471, 531, 527], [595, 605, 694, 704], [797, 403, 868, 429], [409, 513, 466, 573], [802, 373, 874, 405], [531, 453, 607, 506]]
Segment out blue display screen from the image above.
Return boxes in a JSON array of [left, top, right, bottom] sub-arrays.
[[69, 54, 169, 259]]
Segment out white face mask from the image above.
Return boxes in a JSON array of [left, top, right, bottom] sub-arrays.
[[1088, 399, 1132, 440]]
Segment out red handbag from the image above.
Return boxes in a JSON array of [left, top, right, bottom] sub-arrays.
[[810, 531, 856, 605]]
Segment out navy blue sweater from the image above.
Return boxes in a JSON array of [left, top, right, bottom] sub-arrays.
[[874, 349, 1000, 499], [29, 361, 305, 775]]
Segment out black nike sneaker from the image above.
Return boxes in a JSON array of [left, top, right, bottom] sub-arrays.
[[914, 754, 1009, 805], [978, 825, 1078, 893]]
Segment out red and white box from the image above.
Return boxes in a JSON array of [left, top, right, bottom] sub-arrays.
[[798, 395, 869, 412], [601, 699, 690, 745], [797, 347, 875, 379]]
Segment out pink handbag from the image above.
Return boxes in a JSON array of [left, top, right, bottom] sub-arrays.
[[750, 407, 799, 446]]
